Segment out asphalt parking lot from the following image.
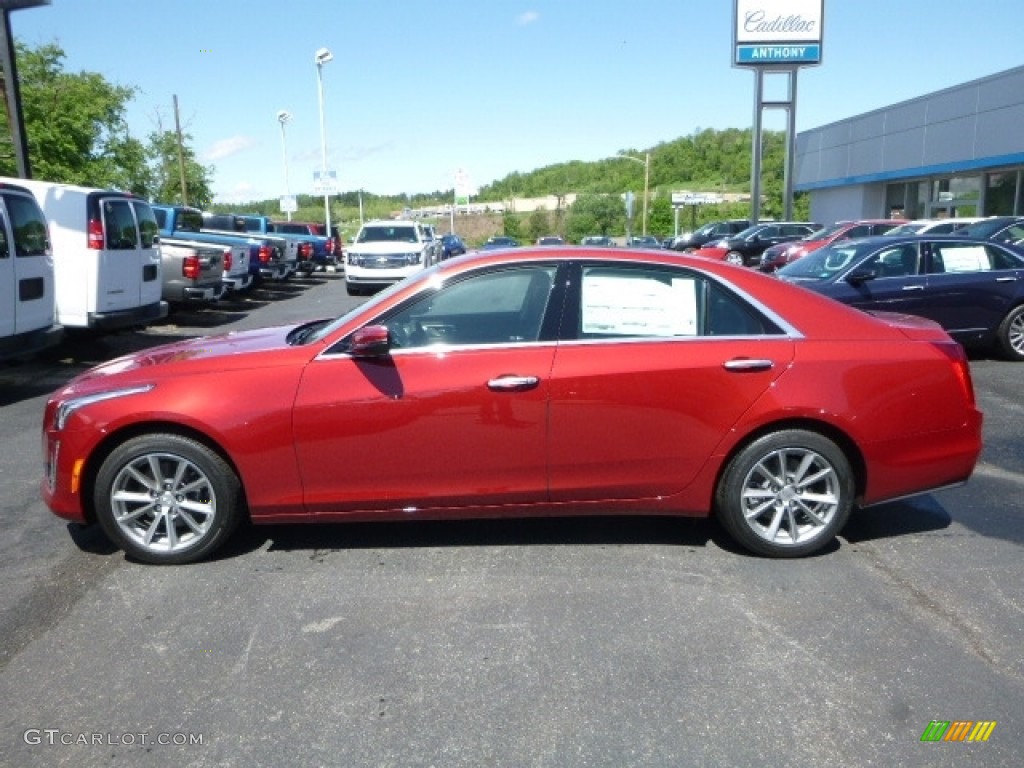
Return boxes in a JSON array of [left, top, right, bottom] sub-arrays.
[[1, 272, 1021, 768]]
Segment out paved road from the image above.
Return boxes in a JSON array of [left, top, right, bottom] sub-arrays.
[[1, 272, 1021, 767]]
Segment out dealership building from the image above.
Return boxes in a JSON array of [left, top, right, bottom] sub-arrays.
[[795, 65, 1024, 224]]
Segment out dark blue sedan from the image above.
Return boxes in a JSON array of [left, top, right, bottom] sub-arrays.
[[777, 235, 1024, 361]]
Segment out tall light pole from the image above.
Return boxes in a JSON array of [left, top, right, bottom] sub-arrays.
[[276, 110, 292, 221], [616, 152, 650, 236], [314, 47, 333, 237]]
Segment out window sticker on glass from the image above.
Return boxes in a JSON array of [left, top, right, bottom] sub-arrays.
[[938, 245, 988, 273], [581, 271, 698, 337]]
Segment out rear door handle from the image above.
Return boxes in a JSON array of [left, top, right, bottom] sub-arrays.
[[723, 359, 774, 372], [901, 284, 925, 291], [487, 375, 540, 392]]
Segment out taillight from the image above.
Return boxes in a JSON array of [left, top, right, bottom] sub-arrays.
[[300, 242, 313, 258], [223, 249, 232, 271], [258, 245, 271, 264], [327, 237, 337, 255], [937, 342, 976, 408], [182, 255, 200, 280], [87, 218, 104, 250]]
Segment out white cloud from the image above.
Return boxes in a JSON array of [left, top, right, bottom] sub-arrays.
[[516, 11, 539, 25], [204, 135, 259, 162], [213, 181, 262, 205]]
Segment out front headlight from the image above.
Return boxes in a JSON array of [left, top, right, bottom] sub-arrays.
[[55, 385, 154, 430]]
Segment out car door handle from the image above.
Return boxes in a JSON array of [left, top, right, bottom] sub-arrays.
[[995, 276, 1017, 283], [901, 285, 925, 291], [723, 358, 774, 372], [487, 375, 540, 392]]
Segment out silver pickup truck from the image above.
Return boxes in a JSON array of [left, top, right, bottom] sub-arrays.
[[159, 238, 225, 305]]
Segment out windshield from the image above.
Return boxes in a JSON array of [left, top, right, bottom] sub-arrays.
[[730, 225, 762, 240], [777, 242, 866, 280], [357, 225, 419, 244], [805, 223, 846, 240], [884, 222, 925, 235], [957, 219, 1012, 238]]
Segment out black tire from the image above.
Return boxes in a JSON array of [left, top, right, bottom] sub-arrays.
[[995, 304, 1024, 361], [93, 434, 241, 565], [346, 282, 362, 296], [725, 251, 745, 266], [715, 430, 854, 558]]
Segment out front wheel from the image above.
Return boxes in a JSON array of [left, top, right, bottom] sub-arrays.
[[715, 430, 854, 558], [996, 304, 1024, 361], [725, 251, 745, 266], [93, 434, 242, 564]]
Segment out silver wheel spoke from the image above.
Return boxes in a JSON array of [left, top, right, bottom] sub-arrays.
[[177, 508, 206, 535], [126, 464, 158, 492], [143, 513, 164, 546], [764, 508, 785, 541]]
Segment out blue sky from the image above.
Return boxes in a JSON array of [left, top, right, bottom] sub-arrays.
[[10, 1, 1024, 204]]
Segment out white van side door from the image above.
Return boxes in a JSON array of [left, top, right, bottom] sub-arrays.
[[0, 191, 54, 335]]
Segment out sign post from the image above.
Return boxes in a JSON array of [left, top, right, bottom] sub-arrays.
[[733, 0, 823, 221]]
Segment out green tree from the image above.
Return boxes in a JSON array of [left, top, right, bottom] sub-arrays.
[[566, 193, 623, 240], [3, 42, 148, 189], [526, 209, 551, 241], [647, 195, 673, 237], [146, 128, 215, 209], [502, 211, 523, 240]]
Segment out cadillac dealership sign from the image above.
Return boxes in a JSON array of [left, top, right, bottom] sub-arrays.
[[733, 0, 824, 67]]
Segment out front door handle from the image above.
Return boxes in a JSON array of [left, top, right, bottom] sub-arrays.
[[487, 375, 540, 392], [723, 358, 774, 372]]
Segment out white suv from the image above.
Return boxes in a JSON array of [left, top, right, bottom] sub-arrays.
[[345, 219, 433, 295]]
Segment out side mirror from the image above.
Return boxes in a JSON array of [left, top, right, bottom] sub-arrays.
[[350, 325, 391, 358], [846, 268, 877, 285]]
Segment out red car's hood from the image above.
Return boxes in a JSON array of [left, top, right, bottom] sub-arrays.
[[66, 324, 305, 388]]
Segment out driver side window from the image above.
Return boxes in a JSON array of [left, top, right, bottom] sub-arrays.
[[381, 266, 557, 348]]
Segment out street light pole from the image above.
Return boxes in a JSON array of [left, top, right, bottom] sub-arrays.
[[314, 47, 333, 238], [276, 110, 292, 221], [616, 152, 650, 236]]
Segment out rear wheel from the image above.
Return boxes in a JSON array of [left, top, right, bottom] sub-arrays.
[[996, 305, 1024, 361], [715, 430, 854, 557], [346, 281, 362, 296], [725, 251, 745, 266], [93, 434, 241, 565]]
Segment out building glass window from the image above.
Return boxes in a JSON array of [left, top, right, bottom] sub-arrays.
[[985, 172, 1018, 215]]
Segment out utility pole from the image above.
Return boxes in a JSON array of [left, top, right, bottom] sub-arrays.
[[173, 94, 188, 206]]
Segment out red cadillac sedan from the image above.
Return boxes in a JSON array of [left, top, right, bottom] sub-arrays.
[[41, 248, 983, 564]]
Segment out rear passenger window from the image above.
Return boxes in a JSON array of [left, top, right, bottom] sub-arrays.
[[132, 201, 159, 248], [931, 242, 1020, 273], [578, 265, 782, 338], [0, 211, 8, 258], [2, 194, 48, 257], [103, 200, 138, 250]]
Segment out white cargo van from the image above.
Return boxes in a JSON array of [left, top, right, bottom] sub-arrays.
[[9, 178, 168, 330], [0, 181, 63, 359]]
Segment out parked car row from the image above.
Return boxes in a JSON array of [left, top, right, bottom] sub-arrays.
[[0, 177, 337, 363], [670, 215, 1024, 362]]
